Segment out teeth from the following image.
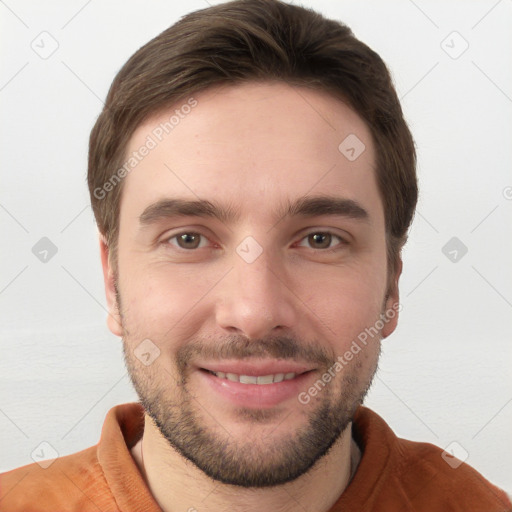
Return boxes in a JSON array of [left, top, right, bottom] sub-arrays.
[[257, 375, 274, 385], [240, 375, 258, 384], [211, 371, 297, 384]]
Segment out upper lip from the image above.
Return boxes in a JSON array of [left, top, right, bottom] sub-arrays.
[[196, 359, 316, 376]]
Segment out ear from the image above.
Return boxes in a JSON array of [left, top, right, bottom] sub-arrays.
[[100, 236, 123, 337], [381, 257, 402, 339]]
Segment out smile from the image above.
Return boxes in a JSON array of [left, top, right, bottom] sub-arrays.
[[208, 371, 298, 384], [197, 364, 317, 408]]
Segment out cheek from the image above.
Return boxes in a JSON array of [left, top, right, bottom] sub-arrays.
[[118, 262, 222, 341], [299, 264, 387, 344]]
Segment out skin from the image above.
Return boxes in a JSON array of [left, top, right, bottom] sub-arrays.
[[101, 82, 401, 512]]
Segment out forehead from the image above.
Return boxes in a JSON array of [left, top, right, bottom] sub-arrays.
[[121, 81, 382, 225]]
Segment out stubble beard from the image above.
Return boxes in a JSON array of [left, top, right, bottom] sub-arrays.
[[122, 330, 380, 488]]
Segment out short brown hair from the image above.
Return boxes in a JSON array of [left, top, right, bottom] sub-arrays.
[[88, 0, 417, 276]]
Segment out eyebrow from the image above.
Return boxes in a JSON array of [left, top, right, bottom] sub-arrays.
[[139, 195, 369, 226]]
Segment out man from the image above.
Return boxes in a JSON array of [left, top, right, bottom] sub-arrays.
[[1, 1, 510, 510]]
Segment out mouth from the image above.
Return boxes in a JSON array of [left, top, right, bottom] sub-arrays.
[[203, 369, 307, 385], [195, 360, 317, 409]]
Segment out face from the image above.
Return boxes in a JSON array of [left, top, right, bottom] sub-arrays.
[[101, 82, 400, 487]]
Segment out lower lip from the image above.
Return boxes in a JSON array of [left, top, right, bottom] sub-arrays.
[[198, 370, 315, 408]]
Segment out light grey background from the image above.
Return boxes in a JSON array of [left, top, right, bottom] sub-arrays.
[[1, 0, 511, 492]]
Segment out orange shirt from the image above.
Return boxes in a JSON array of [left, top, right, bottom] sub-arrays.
[[1, 403, 510, 511]]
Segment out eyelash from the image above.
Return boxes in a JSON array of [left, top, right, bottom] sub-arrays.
[[164, 231, 347, 251]]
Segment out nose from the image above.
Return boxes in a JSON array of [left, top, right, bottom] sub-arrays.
[[215, 247, 298, 340]]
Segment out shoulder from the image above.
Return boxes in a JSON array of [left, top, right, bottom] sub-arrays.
[[0, 445, 116, 512], [351, 407, 511, 511], [394, 437, 511, 511]]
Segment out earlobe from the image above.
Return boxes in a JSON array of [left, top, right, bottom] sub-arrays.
[[382, 258, 402, 339], [99, 237, 123, 337]]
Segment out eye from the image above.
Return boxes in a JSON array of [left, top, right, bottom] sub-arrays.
[[168, 232, 208, 250], [297, 232, 344, 250]]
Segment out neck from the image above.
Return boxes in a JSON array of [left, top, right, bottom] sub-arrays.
[[131, 414, 361, 512]]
